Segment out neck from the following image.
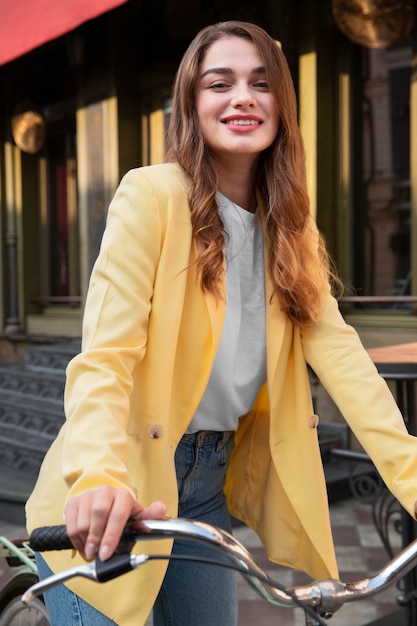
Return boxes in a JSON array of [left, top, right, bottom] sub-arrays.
[[219, 185, 257, 213], [215, 156, 258, 213]]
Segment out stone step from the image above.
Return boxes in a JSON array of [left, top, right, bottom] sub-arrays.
[[0, 434, 50, 465], [0, 432, 57, 502], [0, 341, 78, 504], [0, 364, 65, 403], [25, 340, 80, 373], [0, 465, 39, 504], [0, 397, 64, 441], [0, 396, 64, 473]]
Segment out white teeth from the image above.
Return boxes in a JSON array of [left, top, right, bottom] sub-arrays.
[[225, 119, 261, 125]]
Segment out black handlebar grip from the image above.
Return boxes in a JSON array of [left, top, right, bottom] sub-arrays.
[[30, 525, 138, 552], [30, 525, 73, 551]]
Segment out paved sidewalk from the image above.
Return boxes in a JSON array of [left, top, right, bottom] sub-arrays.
[[234, 497, 404, 626]]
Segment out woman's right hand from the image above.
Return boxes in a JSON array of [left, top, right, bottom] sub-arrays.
[[64, 485, 167, 561]]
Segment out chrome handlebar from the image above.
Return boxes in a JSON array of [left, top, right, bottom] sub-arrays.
[[22, 518, 417, 622]]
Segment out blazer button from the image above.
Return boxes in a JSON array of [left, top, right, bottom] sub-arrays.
[[148, 423, 163, 439], [309, 414, 319, 429]]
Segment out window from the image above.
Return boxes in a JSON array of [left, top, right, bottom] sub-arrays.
[[354, 39, 412, 307], [41, 115, 80, 305]]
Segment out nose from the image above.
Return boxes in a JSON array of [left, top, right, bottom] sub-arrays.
[[230, 83, 256, 108]]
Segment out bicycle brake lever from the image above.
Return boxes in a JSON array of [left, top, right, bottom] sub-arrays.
[[21, 553, 149, 605], [21, 561, 98, 605]]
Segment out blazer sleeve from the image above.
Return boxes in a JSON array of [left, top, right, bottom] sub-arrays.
[[62, 168, 162, 498], [301, 293, 417, 519]]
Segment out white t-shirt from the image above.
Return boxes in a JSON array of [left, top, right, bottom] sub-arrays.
[[187, 192, 267, 433]]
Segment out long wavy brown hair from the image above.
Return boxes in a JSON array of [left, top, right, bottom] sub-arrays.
[[165, 20, 341, 326]]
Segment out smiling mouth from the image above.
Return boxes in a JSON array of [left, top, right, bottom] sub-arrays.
[[223, 119, 262, 126]]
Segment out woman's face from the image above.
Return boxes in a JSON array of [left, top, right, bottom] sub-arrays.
[[195, 36, 280, 164]]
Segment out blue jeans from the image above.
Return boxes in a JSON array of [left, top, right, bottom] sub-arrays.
[[35, 430, 236, 626], [35, 554, 117, 625], [153, 430, 237, 626]]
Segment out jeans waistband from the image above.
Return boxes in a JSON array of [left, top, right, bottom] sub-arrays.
[[180, 430, 234, 447]]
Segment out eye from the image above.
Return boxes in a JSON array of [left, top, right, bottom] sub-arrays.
[[253, 80, 270, 91], [206, 81, 231, 90]]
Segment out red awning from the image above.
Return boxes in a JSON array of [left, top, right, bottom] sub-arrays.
[[0, 0, 129, 66]]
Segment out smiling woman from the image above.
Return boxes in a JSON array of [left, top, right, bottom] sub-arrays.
[[25, 19, 417, 626]]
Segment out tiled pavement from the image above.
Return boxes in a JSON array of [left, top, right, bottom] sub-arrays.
[[0, 496, 411, 625], [234, 496, 405, 626]]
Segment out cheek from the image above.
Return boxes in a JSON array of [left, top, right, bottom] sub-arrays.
[[196, 91, 223, 120]]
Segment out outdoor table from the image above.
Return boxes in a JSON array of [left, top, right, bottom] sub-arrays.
[[367, 342, 417, 436], [366, 342, 417, 626]]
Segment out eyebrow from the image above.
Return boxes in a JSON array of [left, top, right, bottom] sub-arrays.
[[200, 66, 266, 79]]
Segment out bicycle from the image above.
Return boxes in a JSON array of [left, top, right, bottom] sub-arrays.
[[19, 517, 417, 626], [0, 534, 50, 625]]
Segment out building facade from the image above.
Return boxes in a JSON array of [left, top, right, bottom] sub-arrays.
[[0, 0, 415, 350]]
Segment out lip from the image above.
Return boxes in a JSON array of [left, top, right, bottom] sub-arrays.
[[220, 115, 264, 131]]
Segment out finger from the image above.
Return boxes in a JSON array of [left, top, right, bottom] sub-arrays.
[[129, 500, 167, 532], [65, 492, 93, 555], [140, 500, 167, 520], [97, 489, 135, 561], [84, 485, 127, 560], [67, 486, 119, 560]]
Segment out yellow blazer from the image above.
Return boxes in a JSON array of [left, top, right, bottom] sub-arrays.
[[26, 163, 417, 626]]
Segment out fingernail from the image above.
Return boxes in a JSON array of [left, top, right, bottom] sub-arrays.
[[99, 544, 111, 561], [85, 543, 97, 560]]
